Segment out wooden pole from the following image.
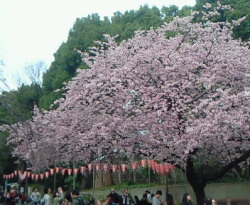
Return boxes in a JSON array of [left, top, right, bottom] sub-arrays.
[[73, 163, 76, 190], [54, 172, 56, 192], [92, 168, 95, 197], [166, 172, 169, 201], [148, 165, 151, 192]]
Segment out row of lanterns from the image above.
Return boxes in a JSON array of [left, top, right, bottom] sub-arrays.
[[3, 160, 176, 180]]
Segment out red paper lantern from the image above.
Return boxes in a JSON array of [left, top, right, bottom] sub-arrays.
[[95, 164, 101, 172], [103, 164, 109, 173], [160, 164, 165, 175], [50, 168, 54, 175], [121, 164, 127, 173], [149, 160, 155, 169], [140, 160, 147, 168], [19, 171, 27, 181], [152, 162, 157, 171], [45, 171, 50, 178], [164, 163, 172, 173], [88, 164, 92, 172], [27, 171, 31, 178], [80, 166, 87, 174], [73, 168, 79, 175], [55, 167, 61, 173], [61, 168, 67, 175], [67, 169, 72, 175], [31, 174, 35, 180], [131, 162, 137, 170], [112, 164, 118, 173], [40, 173, 45, 180], [156, 164, 160, 174], [14, 170, 18, 176]]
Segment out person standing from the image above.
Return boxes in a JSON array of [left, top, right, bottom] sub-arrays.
[[151, 190, 162, 205], [165, 194, 176, 205], [42, 188, 52, 205], [122, 188, 134, 205], [181, 193, 193, 205], [53, 188, 64, 205], [30, 189, 41, 205], [71, 190, 84, 205], [203, 197, 217, 205], [144, 191, 151, 204]]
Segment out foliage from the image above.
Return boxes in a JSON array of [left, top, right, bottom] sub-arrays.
[[194, 0, 250, 41], [5, 5, 250, 205], [40, 5, 190, 109], [2, 2, 250, 204]]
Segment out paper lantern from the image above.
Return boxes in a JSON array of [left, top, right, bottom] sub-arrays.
[[103, 164, 109, 173], [131, 162, 137, 170], [40, 173, 45, 180], [27, 171, 31, 178], [35, 174, 39, 180], [11, 173, 14, 178], [164, 163, 172, 173], [95, 164, 102, 172], [156, 164, 160, 174], [73, 168, 79, 175], [80, 166, 87, 174], [149, 160, 155, 169], [121, 164, 127, 173], [160, 164, 165, 175], [67, 169, 72, 175], [140, 160, 147, 168], [45, 171, 50, 178], [112, 164, 118, 173], [55, 167, 61, 173], [152, 162, 157, 171], [19, 171, 27, 181], [14, 170, 18, 176], [61, 168, 67, 175], [50, 168, 54, 175], [88, 164, 92, 172], [31, 174, 35, 180]]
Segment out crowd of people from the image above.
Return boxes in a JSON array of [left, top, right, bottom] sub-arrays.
[[0, 186, 217, 205], [97, 188, 217, 205]]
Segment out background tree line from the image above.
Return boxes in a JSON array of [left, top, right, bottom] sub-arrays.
[[0, 0, 249, 185]]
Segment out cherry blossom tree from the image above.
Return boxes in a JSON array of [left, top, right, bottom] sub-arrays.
[[4, 4, 250, 205]]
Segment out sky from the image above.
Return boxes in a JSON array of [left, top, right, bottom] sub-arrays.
[[0, 0, 196, 91]]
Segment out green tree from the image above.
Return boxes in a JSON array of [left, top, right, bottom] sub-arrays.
[[195, 0, 250, 41]]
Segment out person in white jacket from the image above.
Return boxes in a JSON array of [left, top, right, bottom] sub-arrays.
[[42, 188, 52, 205], [30, 189, 41, 205]]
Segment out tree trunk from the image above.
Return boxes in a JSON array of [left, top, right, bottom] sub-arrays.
[[186, 157, 207, 205], [189, 180, 206, 205]]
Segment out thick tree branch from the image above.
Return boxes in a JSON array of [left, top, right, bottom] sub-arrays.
[[205, 149, 250, 182]]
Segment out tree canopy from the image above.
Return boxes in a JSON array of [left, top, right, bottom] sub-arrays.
[[5, 4, 250, 205]]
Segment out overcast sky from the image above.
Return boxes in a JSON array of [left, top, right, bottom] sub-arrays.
[[0, 0, 195, 90]]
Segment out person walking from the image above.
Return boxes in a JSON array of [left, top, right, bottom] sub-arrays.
[[151, 191, 162, 205]]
